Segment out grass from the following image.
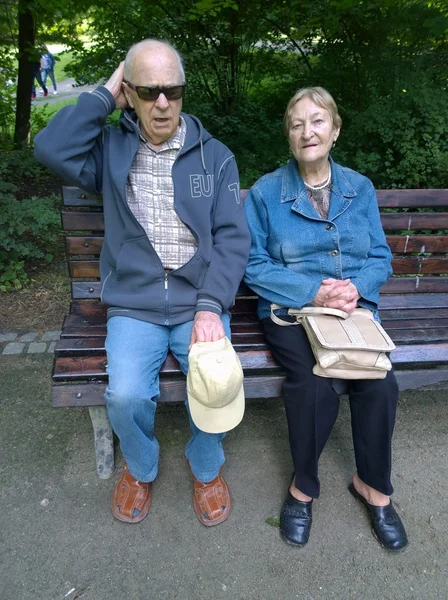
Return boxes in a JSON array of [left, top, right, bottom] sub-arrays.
[[53, 51, 74, 83], [32, 98, 78, 120]]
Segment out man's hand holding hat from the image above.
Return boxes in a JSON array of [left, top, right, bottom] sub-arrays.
[[190, 311, 225, 349]]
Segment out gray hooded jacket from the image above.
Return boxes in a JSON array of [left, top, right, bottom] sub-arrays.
[[34, 86, 250, 326]]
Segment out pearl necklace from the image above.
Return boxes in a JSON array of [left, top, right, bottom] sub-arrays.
[[303, 169, 331, 191]]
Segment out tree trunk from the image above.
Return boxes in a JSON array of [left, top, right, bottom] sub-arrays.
[[14, 0, 35, 147]]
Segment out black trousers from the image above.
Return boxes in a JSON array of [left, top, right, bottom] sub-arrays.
[[261, 318, 399, 498]]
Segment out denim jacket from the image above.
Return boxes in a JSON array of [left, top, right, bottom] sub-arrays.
[[243, 157, 392, 321]]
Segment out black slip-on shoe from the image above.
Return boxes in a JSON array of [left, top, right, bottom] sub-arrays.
[[348, 482, 408, 552], [280, 492, 313, 547]]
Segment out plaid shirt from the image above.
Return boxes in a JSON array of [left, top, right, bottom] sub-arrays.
[[126, 116, 197, 270]]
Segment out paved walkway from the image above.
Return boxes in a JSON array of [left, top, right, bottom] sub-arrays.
[[0, 330, 61, 355], [33, 77, 96, 104]]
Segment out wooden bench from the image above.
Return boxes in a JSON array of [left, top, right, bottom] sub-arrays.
[[52, 186, 448, 479]]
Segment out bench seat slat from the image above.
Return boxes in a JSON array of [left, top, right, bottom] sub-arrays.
[[52, 342, 448, 384], [59, 320, 448, 345], [52, 375, 288, 406], [382, 317, 448, 329], [388, 328, 448, 343], [52, 349, 282, 381], [54, 315, 448, 355], [52, 364, 448, 408]]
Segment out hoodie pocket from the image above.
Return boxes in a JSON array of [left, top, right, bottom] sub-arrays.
[[174, 252, 209, 289], [115, 235, 162, 289]]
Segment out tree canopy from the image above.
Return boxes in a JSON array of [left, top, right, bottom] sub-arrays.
[[1, 0, 448, 186]]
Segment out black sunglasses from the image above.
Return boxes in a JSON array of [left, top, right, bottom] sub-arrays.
[[123, 81, 185, 102]]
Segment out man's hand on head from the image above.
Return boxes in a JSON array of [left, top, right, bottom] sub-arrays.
[[190, 311, 225, 349], [105, 62, 128, 110]]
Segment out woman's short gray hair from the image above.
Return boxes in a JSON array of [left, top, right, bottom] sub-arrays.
[[284, 86, 342, 136]]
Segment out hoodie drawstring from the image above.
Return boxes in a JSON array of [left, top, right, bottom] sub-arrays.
[[200, 139, 209, 175]]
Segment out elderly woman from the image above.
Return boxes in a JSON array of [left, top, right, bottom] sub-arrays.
[[244, 87, 408, 551]]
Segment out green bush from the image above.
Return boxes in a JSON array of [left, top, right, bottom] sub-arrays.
[[0, 190, 60, 291], [0, 143, 47, 182], [0, 51, 16, 139], [335, 83, 448, 189]]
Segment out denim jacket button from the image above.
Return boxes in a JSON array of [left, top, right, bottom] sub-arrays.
[[331, 250, 339, 256], [325, 224, 333, 230]]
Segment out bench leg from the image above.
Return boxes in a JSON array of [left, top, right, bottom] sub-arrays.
[[88, 406, 114, 479]]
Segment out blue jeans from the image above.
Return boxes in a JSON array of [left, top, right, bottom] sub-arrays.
[[31, 70, 47, 95], [105, 314, 231, 483], [42, 68, 57, 91]]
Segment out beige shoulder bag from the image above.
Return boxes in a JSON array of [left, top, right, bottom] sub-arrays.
[[270, 304, 395, 380]]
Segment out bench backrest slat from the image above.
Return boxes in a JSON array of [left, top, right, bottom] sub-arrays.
[[65, 234, 448, 257], [62, 186, 448, 208], [67, 256, 448, 279], [61, 210, 448, 232]]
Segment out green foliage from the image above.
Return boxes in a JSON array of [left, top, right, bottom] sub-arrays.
[[0, 189, 60, 292], [336, 82, 448, 189], [0, 143, 46, 182], [190, 99, 290, 187], [0, 49, 16, 138], [52, 51, 74, 83], [0, 252, 29, 292], [2, 0, 448, 189], [55, 0, 447, 189]]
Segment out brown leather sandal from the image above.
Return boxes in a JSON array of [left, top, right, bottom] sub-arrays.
[[187, 463, 231, 527], [111, 465, 152, 524]]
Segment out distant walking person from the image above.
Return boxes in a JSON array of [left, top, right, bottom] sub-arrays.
[[41, 47, 57, 94], [31, 58, 47, 99]]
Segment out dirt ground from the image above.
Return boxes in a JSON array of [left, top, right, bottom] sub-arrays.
[[0, 260, 71, 332]]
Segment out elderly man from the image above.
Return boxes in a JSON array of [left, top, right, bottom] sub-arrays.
[[34, 39, 250, 526]]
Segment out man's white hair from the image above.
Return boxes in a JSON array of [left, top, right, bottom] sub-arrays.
[[123, 39, 185, 83]]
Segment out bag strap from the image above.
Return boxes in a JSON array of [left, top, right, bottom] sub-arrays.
[[288, 306, 350, 319], [270, 303, 349, 326], [270, 305, 298, 326]]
